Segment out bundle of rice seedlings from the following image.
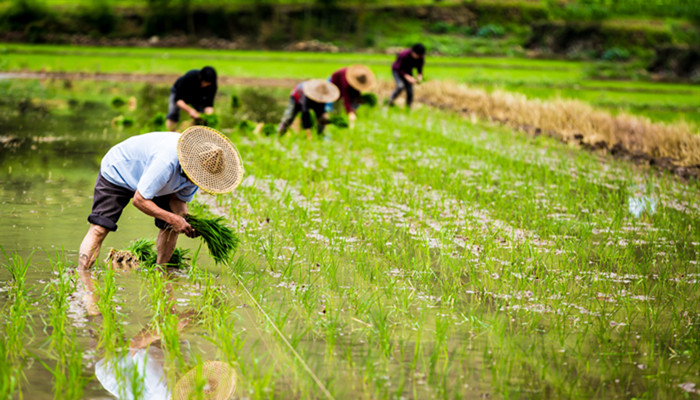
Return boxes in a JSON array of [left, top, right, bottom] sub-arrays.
[[167, 247, 191, 268], [126, 238, 157, 266], [195, 113, 220, 128], [125, 238, 191, 268], [329, 114, 349, 128], [360, 93, 378, 107], [185, 214, 239, 265]]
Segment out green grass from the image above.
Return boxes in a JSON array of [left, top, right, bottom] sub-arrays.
[[2, 43, 698, 126], [0, 71, 699, 398]]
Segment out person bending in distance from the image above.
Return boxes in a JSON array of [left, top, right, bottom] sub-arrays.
[[388, 43, 426, 109], [166, 66, 218, 131]]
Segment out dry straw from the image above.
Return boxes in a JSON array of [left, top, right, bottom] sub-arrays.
[[377, 80, 700, 169]]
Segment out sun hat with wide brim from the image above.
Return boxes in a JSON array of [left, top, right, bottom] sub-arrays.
[[177, 126, 244, 195], [346, 64, 377, 92], [172, 361, 236, 400], [302, 79, 340, 103]]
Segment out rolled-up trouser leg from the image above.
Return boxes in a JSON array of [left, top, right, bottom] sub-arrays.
[[405, 80, 414, 107], [278, 97, 300, 135], [390, 70, 405, 103]]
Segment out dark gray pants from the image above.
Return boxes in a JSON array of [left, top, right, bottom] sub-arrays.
[[389, 70, 414, 107]]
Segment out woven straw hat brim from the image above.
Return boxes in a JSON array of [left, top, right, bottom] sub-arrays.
[[177, 126, 244, 195], [302, 79, 340, 103], [172, 361, 236, 400], [346, 64, 377, 92]]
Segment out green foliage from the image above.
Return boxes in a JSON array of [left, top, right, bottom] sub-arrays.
[[76, 0, 116, 35], [476, 24, 505, 38], [185, 213, 240, 265], [601, 47, 631, 62]]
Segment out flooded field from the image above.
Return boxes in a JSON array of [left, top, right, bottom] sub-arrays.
[[1, 78, 699, 399]]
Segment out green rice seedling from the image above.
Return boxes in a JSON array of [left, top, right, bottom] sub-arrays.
[[231, 94, 242, 110], [185, 214, 239, 265], [150, 112, 166, 130], [360, 93, 378, 107], [261, 123, 277, 136], [111, 96, 126, 108], [329, 114, 349, 128], [167, 247, 191, 268], [237, 119, 256, 132], [125, 238, 157, 266], [96, 266, 125, 356], [195, 113, 219, 128], [2, 251, 33, 364]]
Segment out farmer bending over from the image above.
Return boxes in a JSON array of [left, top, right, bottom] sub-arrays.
[[328, 65, 376, 129], [166, 66, 218, 131], [77, 126, 243, 315], [388, 43, 426, 109], [277, 79, 340, 139]]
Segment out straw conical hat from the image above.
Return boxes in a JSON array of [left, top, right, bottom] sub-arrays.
[[172, 361, 236, 400], [346, 65, 376, 92], [177, 126, 244, 194], [302, 79, 340, 103]]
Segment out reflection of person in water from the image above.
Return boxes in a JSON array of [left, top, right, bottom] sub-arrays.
[[94, 319, 236, 400]]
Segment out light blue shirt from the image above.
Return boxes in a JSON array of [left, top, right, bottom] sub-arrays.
[[100, 132, 198, 202]]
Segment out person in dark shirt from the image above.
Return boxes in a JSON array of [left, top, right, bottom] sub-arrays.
[[388, 43, 425, 109], [278, 79, 340, 139], [328, 65, 376, 129], [166, 66, 218, 131]]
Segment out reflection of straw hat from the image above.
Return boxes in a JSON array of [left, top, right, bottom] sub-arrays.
[[172, 361, 236, 400], [302, 79, 340, 103], [346, 65, 376, 92], [177, 126, 244, 194]]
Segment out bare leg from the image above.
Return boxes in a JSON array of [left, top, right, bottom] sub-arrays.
[[166, 119, 178, 132], [156, 228, 178, 266], [78, 224, 109, 316]]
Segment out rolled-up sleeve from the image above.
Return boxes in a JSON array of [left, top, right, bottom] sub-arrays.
[[176, 185, 198, 202]]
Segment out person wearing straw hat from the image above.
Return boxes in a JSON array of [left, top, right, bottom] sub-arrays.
[[166, 67, 218, 131], [388, 43, 426, 109], [277, 79, 340, 139], [328, 65, 376, 129], [77, 126, 244, 315]]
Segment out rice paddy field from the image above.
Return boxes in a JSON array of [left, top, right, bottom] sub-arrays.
[[1, 45, 699, 399]]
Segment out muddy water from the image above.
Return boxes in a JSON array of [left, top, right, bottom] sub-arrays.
[[0, 80, 228, 399]]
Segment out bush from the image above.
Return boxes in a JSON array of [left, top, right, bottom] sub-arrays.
[[601, 47, 630, 62], [261, 123, 277, 136], [476, 24, 506, 38]]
